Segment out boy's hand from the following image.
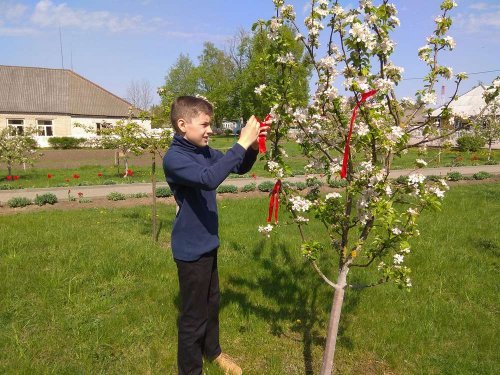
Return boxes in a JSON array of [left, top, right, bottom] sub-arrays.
[[238, 116, 270, 150]]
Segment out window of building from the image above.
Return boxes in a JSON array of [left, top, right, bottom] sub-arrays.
[[96, 122, 111, 135], [37, 120, 53, 136], [7, 119, 24, 135]]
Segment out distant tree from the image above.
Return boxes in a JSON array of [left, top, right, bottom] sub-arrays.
[[0, 126, 40, 177], [475, 77, 500, 160], [127, 79, 154, 111]]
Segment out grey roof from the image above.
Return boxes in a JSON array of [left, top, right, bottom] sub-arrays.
[[0, 65, 138, 117], [432, 85, 490, 117]]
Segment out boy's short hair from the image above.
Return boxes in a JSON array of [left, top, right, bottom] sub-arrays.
[[170, 96, 213, 133]]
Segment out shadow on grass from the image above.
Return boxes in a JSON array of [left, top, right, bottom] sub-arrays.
[[221, 240, 365, 373]]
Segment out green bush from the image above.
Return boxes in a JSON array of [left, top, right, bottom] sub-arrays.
[[306, 177, 323, 187], [34, 193, 58, 206], [155, 187, 173, 198], [77, 181, 91, 186], [485, 159, 497, 165], [258, 181, 275, 192], [241, 183, 256, 192], [107, 192, 126, 201], [127, 193, 148, 198], [328, 179, 348, 188], [395, 175, 409, 184], [103, 179, 117, 185], [0, 184, 16, 190], [7, 197, 32, 208], [78, 197, 93, 203], [425, 175, 441, 182], [456, 135, 485, 152], [295, 182, 307, 191], [217, 185, 238, 194], [446, 171, 463, 181], [48, 137, 84, 149], [473, 171, 492, 180]]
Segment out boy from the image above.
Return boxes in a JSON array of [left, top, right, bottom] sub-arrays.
[[163, 96, 268, 375]]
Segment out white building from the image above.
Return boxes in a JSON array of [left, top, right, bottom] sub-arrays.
[[0, 65, 151, 147]]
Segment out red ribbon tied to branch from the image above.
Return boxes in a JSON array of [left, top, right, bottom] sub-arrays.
[[340, 89, 378, 179], [267, 179, 281, 223], [256, 114, 272, 153]]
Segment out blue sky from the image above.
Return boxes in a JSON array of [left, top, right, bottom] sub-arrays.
[[1, 0, 499, 105]]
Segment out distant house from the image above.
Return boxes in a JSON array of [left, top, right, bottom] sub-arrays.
[[431, 85, 499, 148], [221, 119, 239, 132], [0, 65, 151, 147]]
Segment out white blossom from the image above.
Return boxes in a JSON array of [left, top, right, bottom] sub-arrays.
[[254, 84, 266, 96], [405, 277, 412, 287], [326, 192, 341, 200], [295, 216, 309, 223], [401, 247, 411, 254], [439, 179, 449, 190], [378, 261, 385, 270], [290, 196, 312, 212], [421, 92, 437, 105], [392, 227, 402, 236], [393, 253, 404, 264], [258, 224, 274, 238], [429, 186, 445, 198], [415, 159, 428, 167], [407, 207, 418, 216], [276, 52, 295, 64], [401, 97, 416, 106], [408, 173, 426, 186], [385, 185, 393, 196], [443, 35, 456, 50], [354, 122, 369, 136], [329, 162, 342, 175]]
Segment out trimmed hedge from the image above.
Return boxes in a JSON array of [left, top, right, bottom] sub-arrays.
[[107, 192, 126, 201], [241, 183, 256, 192], [48, 137, 84, 149], [217, 185, 238, 194], [472, 171, 492, 180], [258, 181, 275, 192], [446, 171, 463, 181], [456, 135, 485, 152], [7, 197, 32, 208], [155, 187, 173, 198], [34, 193, 58, 206]]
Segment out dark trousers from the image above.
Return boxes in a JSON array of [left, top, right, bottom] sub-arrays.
[[175, 249, 222, 375]]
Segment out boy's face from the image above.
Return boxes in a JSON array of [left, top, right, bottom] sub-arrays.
[[178, 112, 213, 147]]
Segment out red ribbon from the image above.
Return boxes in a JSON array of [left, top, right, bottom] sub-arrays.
[[267, 179, 281, 223], [340, 89, 378, 179], [257, 114, 272, 153]]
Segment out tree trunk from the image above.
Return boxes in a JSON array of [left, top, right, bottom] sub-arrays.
[[115, 150, 120, 175], [124, 157, 129, 178], [320, 265, 349, 375], [488, 139, 493, 161], [7, 161, 12, 177], [151, 153, 157, 242]]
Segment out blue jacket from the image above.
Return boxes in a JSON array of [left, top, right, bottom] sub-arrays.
[[163, 134, 258, 261]]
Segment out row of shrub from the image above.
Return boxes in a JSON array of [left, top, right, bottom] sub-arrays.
[[394, 171, 493, 184], [7, 193, 58, 208]]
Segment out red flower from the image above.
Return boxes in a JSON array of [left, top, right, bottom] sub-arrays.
[[6, 175, 12, 181], [66, 178, 70, 182], [251, 173, 257, 180], [47, 173, 53, 179], [97, 172, 103, 177], [73, 174, 80, 179], [126, 169, 133, 176], [13, 175, 19, 180], [78, 192, 83, 197]]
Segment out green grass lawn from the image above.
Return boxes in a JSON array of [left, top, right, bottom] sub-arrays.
[[1, 137, 498, 190], [0, 184, 499, 374]]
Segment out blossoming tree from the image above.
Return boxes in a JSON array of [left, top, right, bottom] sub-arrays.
[[0, 126, 40, 178], [253, 1, 474, 373]]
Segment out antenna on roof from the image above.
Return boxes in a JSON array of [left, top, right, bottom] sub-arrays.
[[59, 25, 64, 69]]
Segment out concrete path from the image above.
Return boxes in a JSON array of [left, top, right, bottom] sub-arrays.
[[1, 164, 499, 203]]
